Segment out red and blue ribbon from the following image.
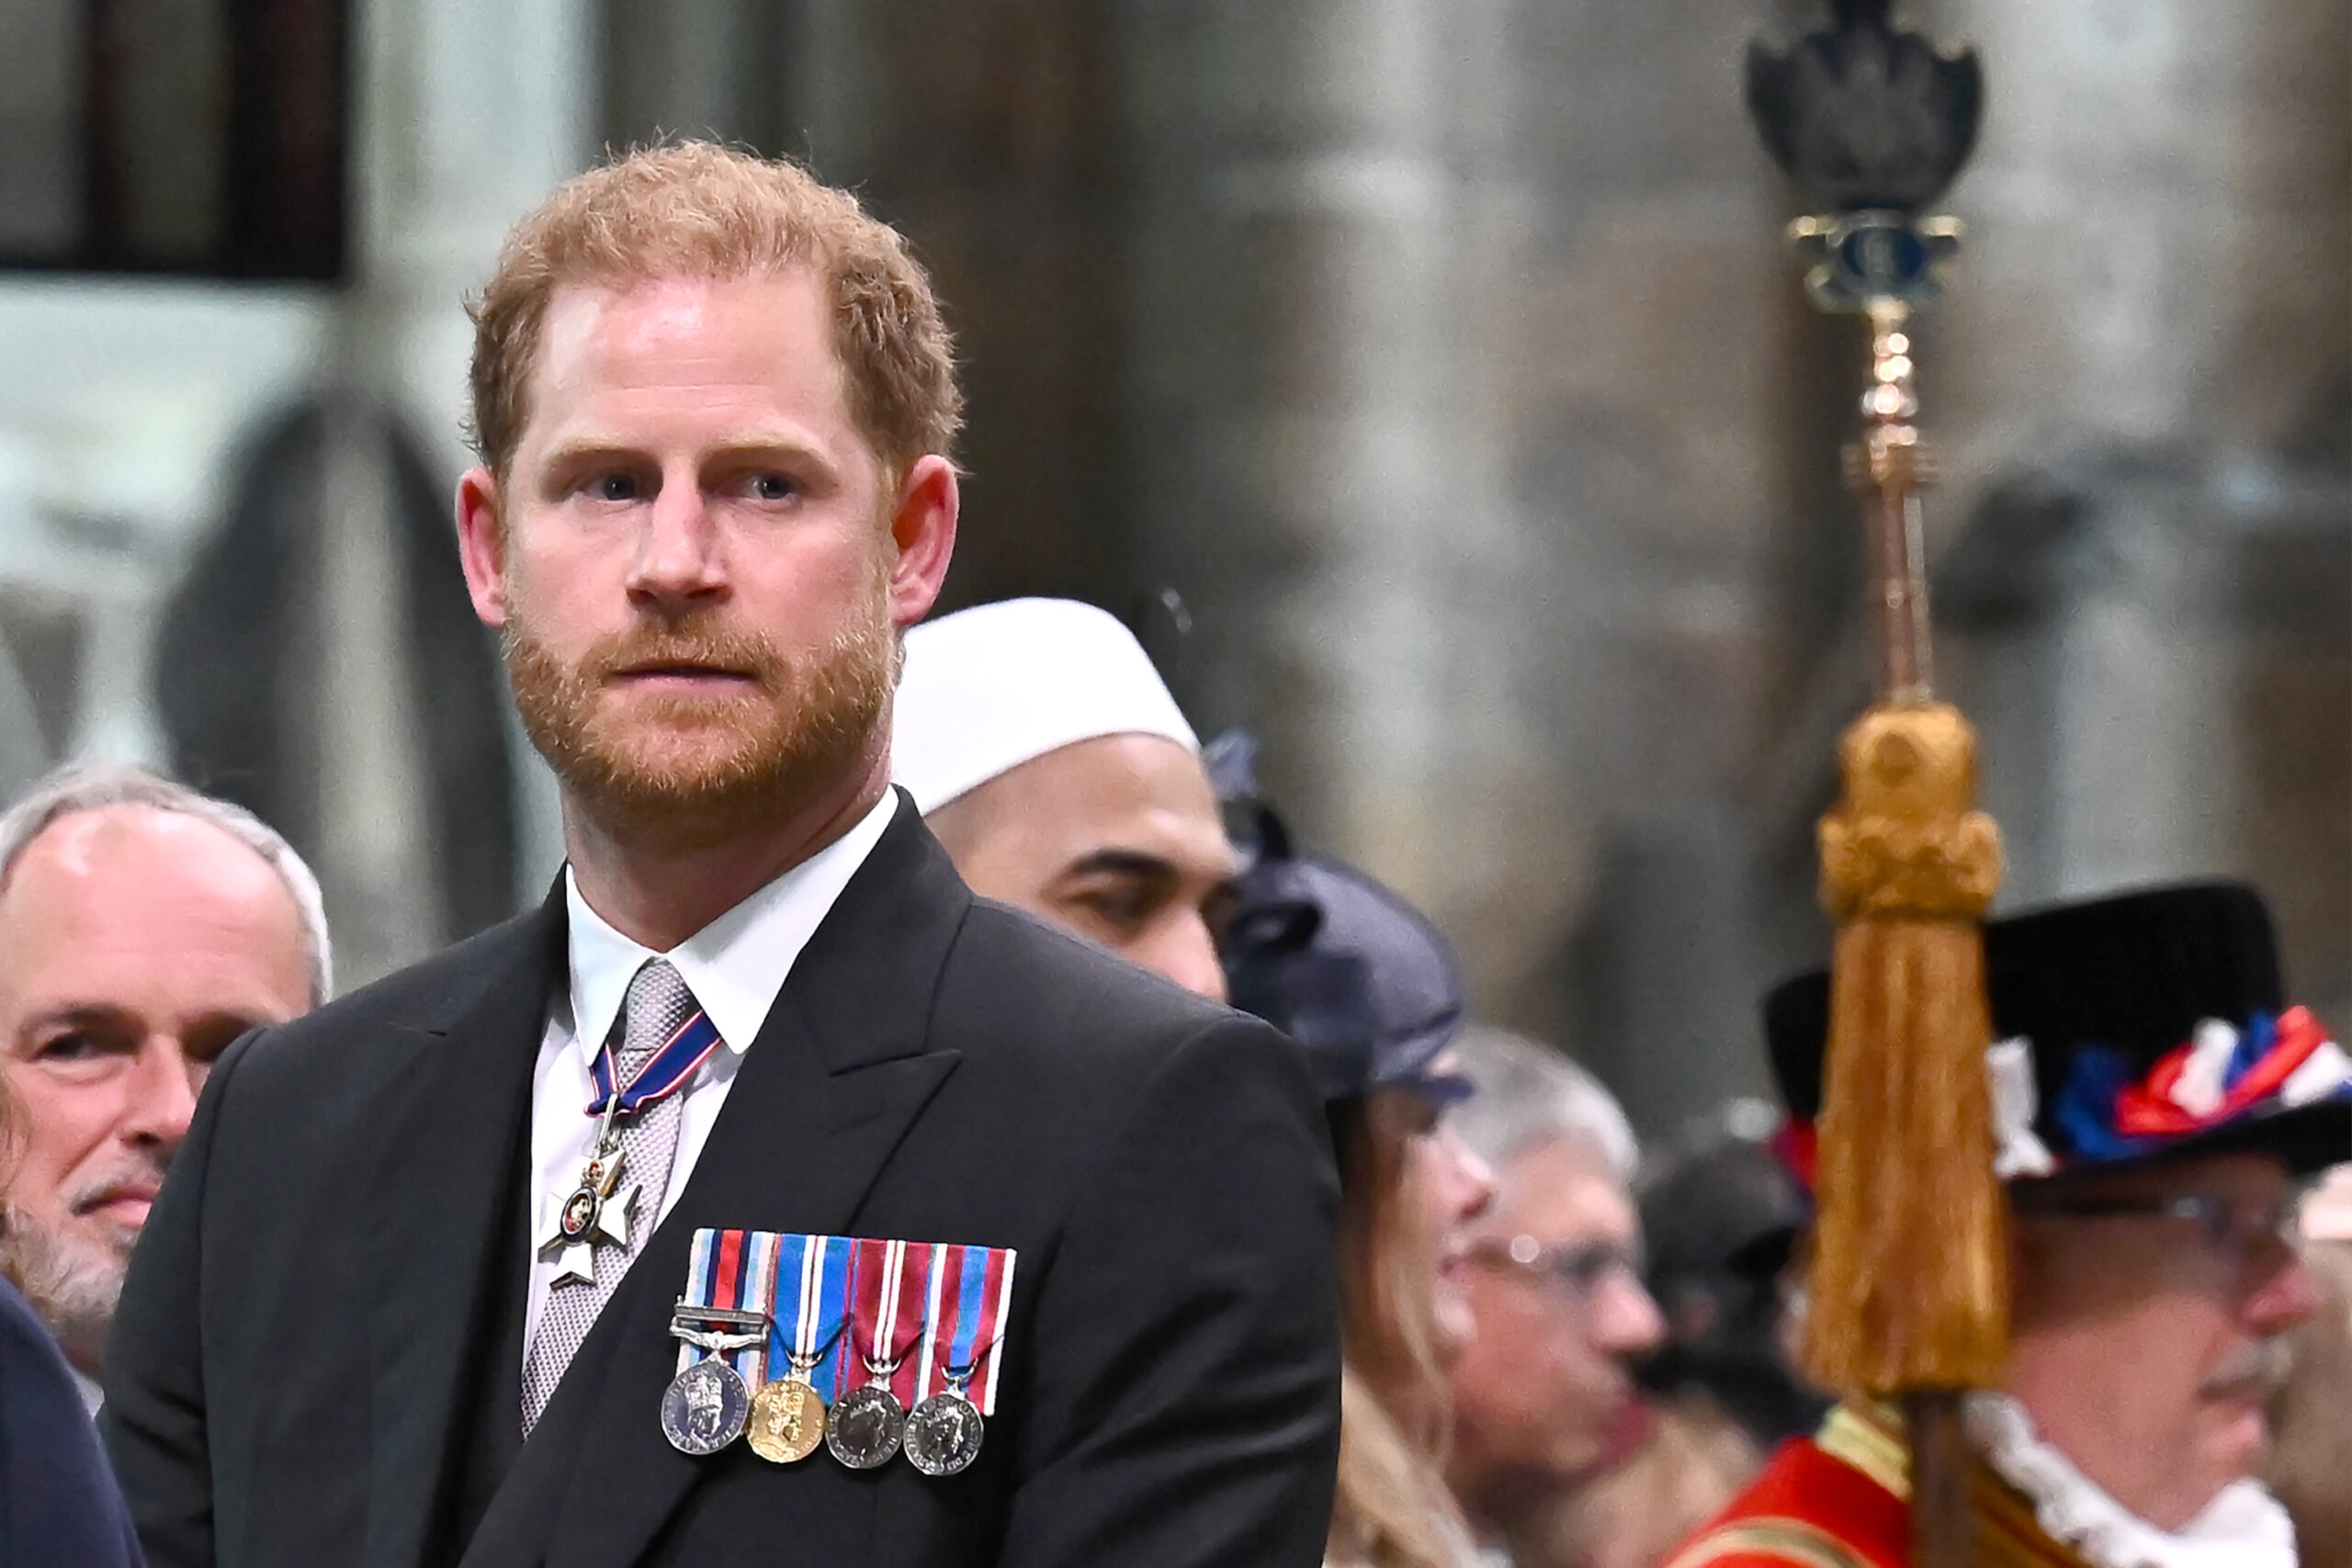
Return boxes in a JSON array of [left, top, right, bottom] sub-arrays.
[[1770, 1005, 2346, 1182], [914, 1241, 1017, 1416], [586, 1010, 725, 1119], [2058, 1006, 2343, 1163], [677, 1227, 782, 1385]]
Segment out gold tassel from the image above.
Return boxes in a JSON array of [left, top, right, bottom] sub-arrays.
[[1804, 702, 2008, 1397]]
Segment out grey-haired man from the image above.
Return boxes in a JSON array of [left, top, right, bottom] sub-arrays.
[[1443, 1028, 1667, 1564], [0, 764, 327, 1397]]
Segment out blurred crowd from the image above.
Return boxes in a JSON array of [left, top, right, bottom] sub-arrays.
[[0, 142, 2343, 1568]]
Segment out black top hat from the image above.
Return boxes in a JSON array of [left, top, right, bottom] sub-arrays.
[[1219, 807, 1469, 1107], [1764, 882, 2350, 1179]]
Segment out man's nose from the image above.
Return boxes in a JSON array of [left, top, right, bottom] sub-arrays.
[[1146, 911, 1228, 1002], [1594, 1265, 1668, 1357], [628, 479, 728, 608], [2244, 1247, 2324, 1334], [119, 1038, 201, 1153]]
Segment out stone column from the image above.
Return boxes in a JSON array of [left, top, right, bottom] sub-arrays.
[[1114, 0, 1796, 1128], [1934, 0, 2268, 489], [1115, 0, 1558, 987]]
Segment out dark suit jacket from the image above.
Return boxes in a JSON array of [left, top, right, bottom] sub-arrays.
[[0, 1276, 142, 1567], [103, 795, 1341, 1568]]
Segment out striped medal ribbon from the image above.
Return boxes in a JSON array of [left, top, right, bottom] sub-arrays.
[[658, 1227, 777, 1455], [827, 1237, 933, 1469], [904, 1242, 1017, 1476], [745, 1233, 852, 1463]]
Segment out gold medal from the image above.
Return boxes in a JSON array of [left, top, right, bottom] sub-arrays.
[[747, 1373, 827, 1463]]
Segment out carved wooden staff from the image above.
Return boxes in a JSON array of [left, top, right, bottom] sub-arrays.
[[1747, 6, 2000, 1564]]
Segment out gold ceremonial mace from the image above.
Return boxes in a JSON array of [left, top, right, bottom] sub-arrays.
[[1747, 6, 2001, 1564]]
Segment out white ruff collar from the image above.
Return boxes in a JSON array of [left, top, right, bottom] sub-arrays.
[[1962, 1393, 2298, 1568]]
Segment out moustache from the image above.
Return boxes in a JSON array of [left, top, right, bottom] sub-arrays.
[[2203, 1336, 2293, 1399], [64, 1151, 173, 1219], [579, 621, 785, 685]]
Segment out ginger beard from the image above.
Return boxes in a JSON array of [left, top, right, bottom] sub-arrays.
[[503, 563, 897, 852]]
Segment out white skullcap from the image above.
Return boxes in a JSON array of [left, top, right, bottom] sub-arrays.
[[2307, 1163, 2352, 1244], [892, 598, 1200, 815]]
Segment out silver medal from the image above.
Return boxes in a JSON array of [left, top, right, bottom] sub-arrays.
[[903, 1389, 985, 1476], [824, 1382, 907, 1469], [537, 1103, 634, 1288], [661, 1359, 752, 1455]]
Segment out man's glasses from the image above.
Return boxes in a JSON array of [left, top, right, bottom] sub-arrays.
[[2013, 1185, 2307, 1264], [1467, 1234, 1646, 1304]]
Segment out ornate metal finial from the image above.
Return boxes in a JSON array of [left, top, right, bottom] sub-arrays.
[[1746, 0, 1989, 699], [1741, 11, 2002, 1568], [1747, 0, 1982, 213], [1747, 0, 1982, 310]]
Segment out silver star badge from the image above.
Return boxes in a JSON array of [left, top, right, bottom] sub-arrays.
[[538, 1145, 636, 1288]]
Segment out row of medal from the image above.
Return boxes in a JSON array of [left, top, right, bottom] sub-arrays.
[[659, 1229, 1015, 1478]]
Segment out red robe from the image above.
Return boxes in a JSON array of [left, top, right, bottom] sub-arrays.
[[1660, 1405, 2088, 1568]]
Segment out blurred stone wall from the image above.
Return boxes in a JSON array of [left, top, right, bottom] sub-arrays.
[[1109, 0, 1800, 1122], [0, 0, 590, 988], [602, 0, 1136, 615]]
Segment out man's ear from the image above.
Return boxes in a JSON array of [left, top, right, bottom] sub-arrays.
[[885, 455, 958, 628], [455, 467, 510, 627]]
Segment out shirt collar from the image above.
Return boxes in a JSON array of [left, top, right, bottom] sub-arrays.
[[68, 1361, 103, 1417], [563, 791, 899, 1061]]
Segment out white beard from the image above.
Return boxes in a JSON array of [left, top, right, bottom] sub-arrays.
[[0, 1204, 125, 1371]]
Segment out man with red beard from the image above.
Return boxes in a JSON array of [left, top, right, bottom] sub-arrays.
[[102, 143, 1341, 1568]]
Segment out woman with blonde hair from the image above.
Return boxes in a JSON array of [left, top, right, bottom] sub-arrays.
[[1222, 807, 1495, 1568]]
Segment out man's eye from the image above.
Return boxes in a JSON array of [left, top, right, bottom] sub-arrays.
[[746, 474, 795, 502], [591, 474, 639, 502], [33, 1032, 103, 1063], [1072, 888, 1157, 933]]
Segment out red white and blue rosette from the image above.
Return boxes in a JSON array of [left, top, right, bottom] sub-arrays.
[[2046, 1007, 2352, 1168]]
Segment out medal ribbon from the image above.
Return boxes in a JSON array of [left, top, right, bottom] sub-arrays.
[[914, 1243, 1018, 1415], [767, 1233, 855, 1401], [677, 1228, 781, 1385], [847, 1237, 933, 1404], [585, 1009, 725, 1119]]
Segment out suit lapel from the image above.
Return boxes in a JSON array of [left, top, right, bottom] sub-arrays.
[[361, 894, 566, 1568], [470, 798, 972, 1568]]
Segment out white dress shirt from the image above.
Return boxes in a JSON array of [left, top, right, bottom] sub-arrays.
[[520, 791, 898, 1355], [69, 1363, 102, 1417]]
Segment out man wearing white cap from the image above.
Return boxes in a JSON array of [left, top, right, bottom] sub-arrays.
[[894, 598, 1237, 999]]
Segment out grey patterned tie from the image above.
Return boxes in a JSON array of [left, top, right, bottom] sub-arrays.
[[520, 957, 698, 1434]]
